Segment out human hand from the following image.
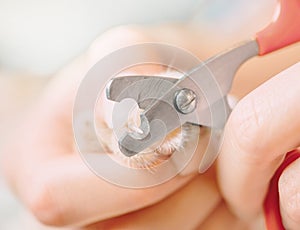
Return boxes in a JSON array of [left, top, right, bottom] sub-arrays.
[[218, 61, 300, 230]]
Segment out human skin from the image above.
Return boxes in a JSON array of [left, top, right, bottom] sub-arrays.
[[218, 62, 300, 229], [2, 25, 300, 229]]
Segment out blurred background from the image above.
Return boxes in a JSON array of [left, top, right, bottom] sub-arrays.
[[0, 0, 294, 229]]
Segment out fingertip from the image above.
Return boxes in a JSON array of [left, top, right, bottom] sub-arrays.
[[226, 94, 274, 164]]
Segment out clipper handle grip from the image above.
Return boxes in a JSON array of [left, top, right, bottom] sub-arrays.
[[256, 0, 300, 55]]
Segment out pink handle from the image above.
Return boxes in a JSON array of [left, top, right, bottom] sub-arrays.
[[256, 0, 300, 55]]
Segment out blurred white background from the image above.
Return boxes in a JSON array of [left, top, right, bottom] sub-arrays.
[[0, 0, 275, 75], [0, 0, 276, 229]]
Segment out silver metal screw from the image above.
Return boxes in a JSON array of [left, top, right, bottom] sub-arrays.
[[174, 88, 197, 114]]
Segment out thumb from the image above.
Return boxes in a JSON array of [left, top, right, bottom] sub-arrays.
[[218, 62, 300, 221]]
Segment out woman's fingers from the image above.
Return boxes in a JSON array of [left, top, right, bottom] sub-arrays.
[[218, 62, 300, 221], [84, 172, 220, 230], [279, 157, 300, 230], [1, 25, 215, 227], [22, 153, 198, 227]]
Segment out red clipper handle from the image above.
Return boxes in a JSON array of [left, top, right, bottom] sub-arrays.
[[256, 0, 300, 55], [264, 150, 300, 230]]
